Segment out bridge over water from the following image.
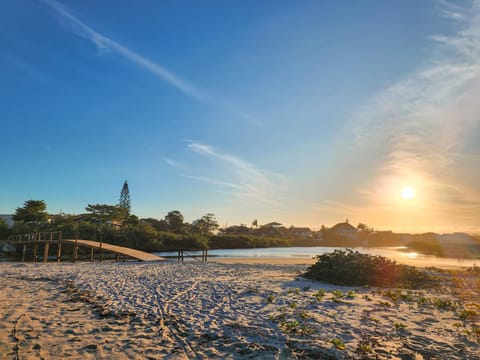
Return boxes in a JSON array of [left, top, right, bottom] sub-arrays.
[[3, 232, 166, 262]]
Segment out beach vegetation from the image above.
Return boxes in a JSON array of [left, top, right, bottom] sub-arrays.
[[331, 289, 344, 298], [459, 309, 478, 321], [304, 250, 436, 288], [432, 298, 457, 311], [330, 338, 345, 350], [266, 294, 276, 303], [346, 290, 356, 299], [363, 294, 372, 301], [313, 289, 326, 301], [377, 300, 392, 308], [298, 310, 309, 319]]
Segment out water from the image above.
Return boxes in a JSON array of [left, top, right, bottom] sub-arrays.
[[154, 246, 480, 268]]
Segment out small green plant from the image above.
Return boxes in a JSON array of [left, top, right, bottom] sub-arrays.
[[283, 320, 300, 332], [346, 290, 356, 299], [363, 294, 372, 301], [394, 322, 407, 330], [289, 302, 297, 309], [332, 290, 344, 299], [417, 293, 429, 306], [433, 298, 457, 311], [377, 300, 392, 308], [266, 294, 276, 303], [330, 338, 345, 350], [302, 286, 311, 291], [298, 310, 309, 320], [313, 289, 326, 301], [459, 309, 478, 321], [359, 344, 372, 353]]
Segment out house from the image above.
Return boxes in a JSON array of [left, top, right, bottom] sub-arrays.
[[0, 215, 14, 228], [262, 222, 283, 228], [330, 221, 358, 239], [259, 222, 287, 237], [288, 226, 313, 238]]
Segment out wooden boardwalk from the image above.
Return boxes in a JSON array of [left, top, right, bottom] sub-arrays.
[[63, 239, 165, 262], [4, 232, 166, 262]]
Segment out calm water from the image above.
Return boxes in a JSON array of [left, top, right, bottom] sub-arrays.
[[154, 246, 480, 268]]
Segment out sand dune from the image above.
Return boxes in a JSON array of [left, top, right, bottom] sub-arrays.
[[0, 261, 478, 359]]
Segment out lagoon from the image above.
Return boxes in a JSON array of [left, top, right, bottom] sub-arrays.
[[154, 246, 480, 268]]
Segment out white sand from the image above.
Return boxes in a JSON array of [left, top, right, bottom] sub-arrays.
[[0, 261, 478, 359]]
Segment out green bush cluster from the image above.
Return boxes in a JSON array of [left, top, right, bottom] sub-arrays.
[[208, 235, 290, 249], [304, 249, 436, 288]]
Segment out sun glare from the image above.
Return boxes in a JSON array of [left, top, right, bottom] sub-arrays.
[[401, 186, 415, 200]]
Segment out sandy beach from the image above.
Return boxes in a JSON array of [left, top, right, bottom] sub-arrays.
[[0, 260, 479, 359]]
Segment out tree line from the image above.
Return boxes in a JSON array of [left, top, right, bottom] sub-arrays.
[[0, 199, 292, 252]]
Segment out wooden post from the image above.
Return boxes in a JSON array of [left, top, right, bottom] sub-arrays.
[[178, 250, 180, 261], [115, 254, 119, 262], [43, 242, 49, 263], [33, 243, 38, 262], [73, 240, 78, 263], [90, 248, 94, 262], [205, 249, 208, 262], [181, 250, 184, 261], [57, 241, 62, 262], [21, 244, 27, 262], [122, 255, 126, 262]]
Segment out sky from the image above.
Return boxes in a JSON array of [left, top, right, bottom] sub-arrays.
[[1, 0, 479, 233]]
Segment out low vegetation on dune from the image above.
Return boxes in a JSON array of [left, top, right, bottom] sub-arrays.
[[304, 249, 437, 288]]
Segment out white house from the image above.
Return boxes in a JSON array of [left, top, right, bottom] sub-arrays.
[[330, 221, 358, 239]]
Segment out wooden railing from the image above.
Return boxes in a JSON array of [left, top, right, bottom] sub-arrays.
[[7, 231, 63, 244]]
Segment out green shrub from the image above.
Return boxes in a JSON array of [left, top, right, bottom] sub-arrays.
[[304, 249, 436, 288]]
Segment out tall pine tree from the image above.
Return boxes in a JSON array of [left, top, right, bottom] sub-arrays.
[[119, 180, 131, 214]]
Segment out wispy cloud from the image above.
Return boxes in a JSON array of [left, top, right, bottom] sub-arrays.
[[163, 158, 186, 170], [331, 0, 480, 230], [184, 142, 286, 205], [42, 0, 260, 125]]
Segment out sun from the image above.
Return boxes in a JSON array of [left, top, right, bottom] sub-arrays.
[[401, 186, 415, 200]]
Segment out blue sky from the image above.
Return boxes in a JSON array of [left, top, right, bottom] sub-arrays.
[[1, 0, 479, 232]]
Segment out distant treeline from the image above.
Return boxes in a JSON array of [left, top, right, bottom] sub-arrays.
[[2, 199, 479, 257]]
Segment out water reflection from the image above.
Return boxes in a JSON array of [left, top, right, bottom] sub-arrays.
[[154, 246, 479, 268]]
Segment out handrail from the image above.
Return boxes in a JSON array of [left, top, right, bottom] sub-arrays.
[[6, 231, 63, 243]]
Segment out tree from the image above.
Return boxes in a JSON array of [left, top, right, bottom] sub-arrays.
[[0, 218, 9, 239], [13, 200, 49, 223], [85, 204, 128, 225], [192, 213, 219, 236], [357, 223, 373, 233], [142, 218, 169, 232], [119, 180, 131, 214], [164, 210, 185, 233], [252, 219, 258, 228]]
